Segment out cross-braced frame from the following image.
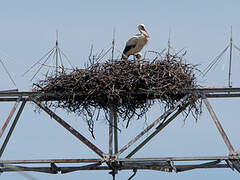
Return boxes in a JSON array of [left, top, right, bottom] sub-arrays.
[[0, 87, 240, 179]]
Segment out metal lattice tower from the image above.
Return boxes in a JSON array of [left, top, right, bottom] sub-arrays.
[[0, 34, 240, 179], [0, 87, 240, 179]]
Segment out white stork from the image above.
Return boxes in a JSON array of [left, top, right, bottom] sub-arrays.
[[122, 24, 149, 60]]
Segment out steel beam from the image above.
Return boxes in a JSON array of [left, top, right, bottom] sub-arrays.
[[0, 164, 56, 174], [120, 156, 237, 162], [182, 87, 240, 94], [0, 98, 29, 102], [229, 159, 240, 173], [0, 99, 20, 138], [126, 103, 189, 158], [109, 110, 114, 155], [177, 160, 221, 172], [0, 163, 236, 174], [205, 93, 240, 98], [0, 89, 18, 93], [0, 158, 101, 164], [0, 87, 240, 97], [113, 110, 118, 154], [1, 93, 240, 102], [0, 100, 26, 158], [31, 97, 105, 158], [203, 98, 235, 153], [61, 162, 101, 174], [0, 155, 237, 165], [116, 94, 190, 156]]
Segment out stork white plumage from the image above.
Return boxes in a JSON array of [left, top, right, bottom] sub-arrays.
[[122, 24, 149, 60]]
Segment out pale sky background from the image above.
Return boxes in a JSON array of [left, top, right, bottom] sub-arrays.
[[0, 0, 240, 180]]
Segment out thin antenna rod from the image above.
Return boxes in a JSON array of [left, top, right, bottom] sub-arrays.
[[55, 30, 59, 76], [228, 26, 233, 87], [111, 28, 115, 62], [167, 29, 171, 55], [56, 30, 59, 43]]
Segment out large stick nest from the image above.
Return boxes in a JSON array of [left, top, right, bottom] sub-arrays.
[[33, 53, 201, 135]]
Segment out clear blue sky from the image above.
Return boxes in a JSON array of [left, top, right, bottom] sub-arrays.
[[0, 0, 240, 180]]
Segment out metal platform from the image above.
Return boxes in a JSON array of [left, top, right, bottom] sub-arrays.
[[0, 87, 240, 178]]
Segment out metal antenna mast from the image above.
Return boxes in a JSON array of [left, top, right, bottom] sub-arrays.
[[228, 26, 233, 88], [55, 30, 59, 76], [167, 29, 171, 55]]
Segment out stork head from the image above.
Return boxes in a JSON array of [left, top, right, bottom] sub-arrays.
[[138, 24, 149, 38]]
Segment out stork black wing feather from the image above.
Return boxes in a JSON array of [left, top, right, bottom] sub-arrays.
[[122, 45, 136, 59], [123, 45, 135, 54]]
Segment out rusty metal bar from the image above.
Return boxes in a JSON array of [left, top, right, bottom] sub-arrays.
[[126, 103, 189, 158], [0, 99, 20, 138], [0, 100, 26, 158], [31, 97, 105, 158], [203, 98, 235, 153], [116, 94, 190, 156]]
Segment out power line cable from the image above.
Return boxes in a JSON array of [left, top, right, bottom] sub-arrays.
[[0, 58, 17, 87], [202, 45, 230, 76]]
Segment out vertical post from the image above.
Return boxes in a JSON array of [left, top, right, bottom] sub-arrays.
[[0, 100, 26, 158], [167, 29, 171, 55], [228, 26, 233, 88], [110, 28, 118, 154], [111, 28, 115, 62], [113, 110, 118, 154], [203, 98, 234, 153], [55, 38, 59, 76], [109, 110, 113, 155]]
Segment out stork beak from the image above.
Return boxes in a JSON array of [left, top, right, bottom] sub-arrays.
[[143, 27, 149, 38], [144, 31, 149, 38], [146, 31, 150, 38]]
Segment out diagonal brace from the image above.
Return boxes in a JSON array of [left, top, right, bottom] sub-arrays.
[[116, 94, 191, 156], [0, 99, 26, 158], [0, 99, 20, 138], [203, 97, 234, 153], [126, 103, 189, 158], [31, 97, 105, 158]]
